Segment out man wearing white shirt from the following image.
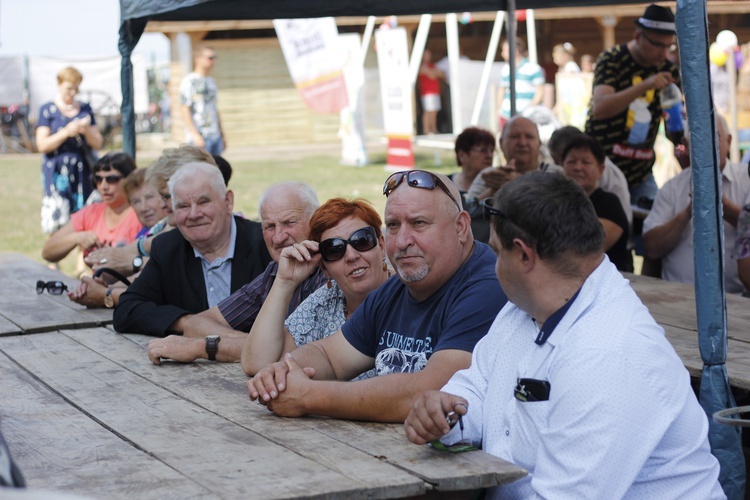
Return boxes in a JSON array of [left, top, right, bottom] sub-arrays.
[[405, 171, 724, 499], [643, 114, 750, 293]]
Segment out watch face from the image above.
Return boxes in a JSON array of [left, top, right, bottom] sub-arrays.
[[133, 256, 143, 268]]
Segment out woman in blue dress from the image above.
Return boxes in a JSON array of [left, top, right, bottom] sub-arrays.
[[36, 66, 103, 234]]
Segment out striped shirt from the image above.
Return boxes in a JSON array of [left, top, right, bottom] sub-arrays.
[[217, 262, 327, 332], [499, 58, 545, 119]]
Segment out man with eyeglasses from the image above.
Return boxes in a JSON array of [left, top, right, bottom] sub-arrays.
[[247, 170, 507, 423], [114, 162, 272, 337], [405, 172, 723, 498], [585, 4, 681, 205], [465, 116, 564, 203], [180, 45, 226, 154]]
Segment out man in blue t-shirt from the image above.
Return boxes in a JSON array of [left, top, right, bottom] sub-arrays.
[[247, 170, 507, 422]]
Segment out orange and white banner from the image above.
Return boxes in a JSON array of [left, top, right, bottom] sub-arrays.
[[375, 27, 414, 170], [274, 17, 349, 114]]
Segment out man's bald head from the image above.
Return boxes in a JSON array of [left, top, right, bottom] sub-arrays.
[[500, 116, 542, 173]]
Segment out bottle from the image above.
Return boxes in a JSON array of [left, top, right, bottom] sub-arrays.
[[661, 83, 684, 145], [627, 99, 651, 145]]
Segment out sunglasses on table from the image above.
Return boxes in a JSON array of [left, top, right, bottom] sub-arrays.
[[383, 170, 461, 209], [318, 226, 378, 262], [94, 174, 123, 185], [36, 280, 69, 295]]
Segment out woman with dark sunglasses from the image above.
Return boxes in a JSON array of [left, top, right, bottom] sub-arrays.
[[42, 152, 142, 265], [241, 198, 390, 377]]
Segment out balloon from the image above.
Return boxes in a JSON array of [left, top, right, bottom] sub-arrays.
[[517, 9, 527, 22], [460, 12, 474, 25], [735, 48, 745, 70], [710, 43, 728, 67], [716, 30, 738, 50]]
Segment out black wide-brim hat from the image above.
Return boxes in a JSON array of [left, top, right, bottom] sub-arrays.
[[635, 4, 676, 34]]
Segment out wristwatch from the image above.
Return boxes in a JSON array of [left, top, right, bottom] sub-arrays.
[[103, 288, 115, 309], [205, 335, 221, 361], [132, 255, 144, 274]]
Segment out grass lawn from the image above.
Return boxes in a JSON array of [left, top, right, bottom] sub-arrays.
[[0, 146, 459, 277]]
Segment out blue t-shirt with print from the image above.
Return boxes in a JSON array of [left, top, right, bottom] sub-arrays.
[[342, 242, 506, 376]]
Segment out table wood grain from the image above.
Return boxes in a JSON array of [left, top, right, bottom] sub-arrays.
[[0, 328, 526, 499]]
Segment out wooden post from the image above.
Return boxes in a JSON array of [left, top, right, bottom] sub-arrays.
[[596, 16, 620, 51]]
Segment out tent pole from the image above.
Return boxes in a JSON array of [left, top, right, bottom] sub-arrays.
[[677, 0, 746, 497], [526, 9, 537, 64], [446, 12, 462, 134], [471, 11, 505, 126], [507, 0, 517, 117], [409, 14, 432, 86], [359, 16, 376, 68]]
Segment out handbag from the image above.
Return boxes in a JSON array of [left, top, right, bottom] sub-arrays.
[[78, 136, 99, 170]]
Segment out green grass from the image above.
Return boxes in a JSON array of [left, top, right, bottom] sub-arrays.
[[0, 148, 459, 277]]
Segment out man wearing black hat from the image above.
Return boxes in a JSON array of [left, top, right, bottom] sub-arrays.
[[585, 4, 681, 205]]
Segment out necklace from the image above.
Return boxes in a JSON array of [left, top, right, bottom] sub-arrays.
[[55, 97, 77, 112]]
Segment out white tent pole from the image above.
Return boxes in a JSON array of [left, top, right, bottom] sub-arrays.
[[507, 0, 517, 117], [471, 11, 505, 126], [527, 10, 538, 64], [727, 48, 740, 163], [359, 16, 376, 67], [446, 12, 463, 134], [409, 14, 433, 86]]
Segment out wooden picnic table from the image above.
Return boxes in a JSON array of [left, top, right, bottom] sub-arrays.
[[624, 272, 750, 391], [4, 253, 750, 497], [0, 254, 526, 498], [0, 253, 112, 336]]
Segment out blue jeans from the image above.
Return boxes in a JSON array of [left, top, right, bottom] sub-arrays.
[[191, 135, 224, 155], [629, 173, 658, 209], [630, 173, 658, 256]]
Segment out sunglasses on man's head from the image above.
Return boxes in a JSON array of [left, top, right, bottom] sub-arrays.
[[36, 280, 68, 295], [482, 198, 507, 222], [318, 226, 378, 262], [383, 170, 461, 209], [94, 174, 123, 185]]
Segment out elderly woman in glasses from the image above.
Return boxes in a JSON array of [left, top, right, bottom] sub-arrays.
[[240, 198, 390, 376], [42, 152, 142, 265], [451, 127, 496, 195], [67, 168, 171, 308]]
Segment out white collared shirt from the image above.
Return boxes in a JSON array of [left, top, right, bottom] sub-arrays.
[[441, 258, 724, 499]]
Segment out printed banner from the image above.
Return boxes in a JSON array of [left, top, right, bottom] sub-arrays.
[[375, 27, 414, 170], [274, 17, 349, 114]]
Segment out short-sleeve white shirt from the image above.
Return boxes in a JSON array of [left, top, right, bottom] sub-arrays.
[[441, 258, 724, 499], [643, 163, 750, 293]]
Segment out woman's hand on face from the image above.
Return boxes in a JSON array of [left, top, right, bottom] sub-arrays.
[[277, 240, 322, 286], [77, 231, 102, 252]]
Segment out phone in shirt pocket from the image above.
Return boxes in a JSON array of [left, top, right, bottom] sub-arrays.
[[514, 378, 551, 402]]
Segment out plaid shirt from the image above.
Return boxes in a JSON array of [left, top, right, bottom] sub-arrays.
[[217, 261, 327, 332]]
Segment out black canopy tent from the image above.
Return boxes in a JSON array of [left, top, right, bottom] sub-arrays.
[[118, 0, 651, 158], [118, 0, 744, 497]]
